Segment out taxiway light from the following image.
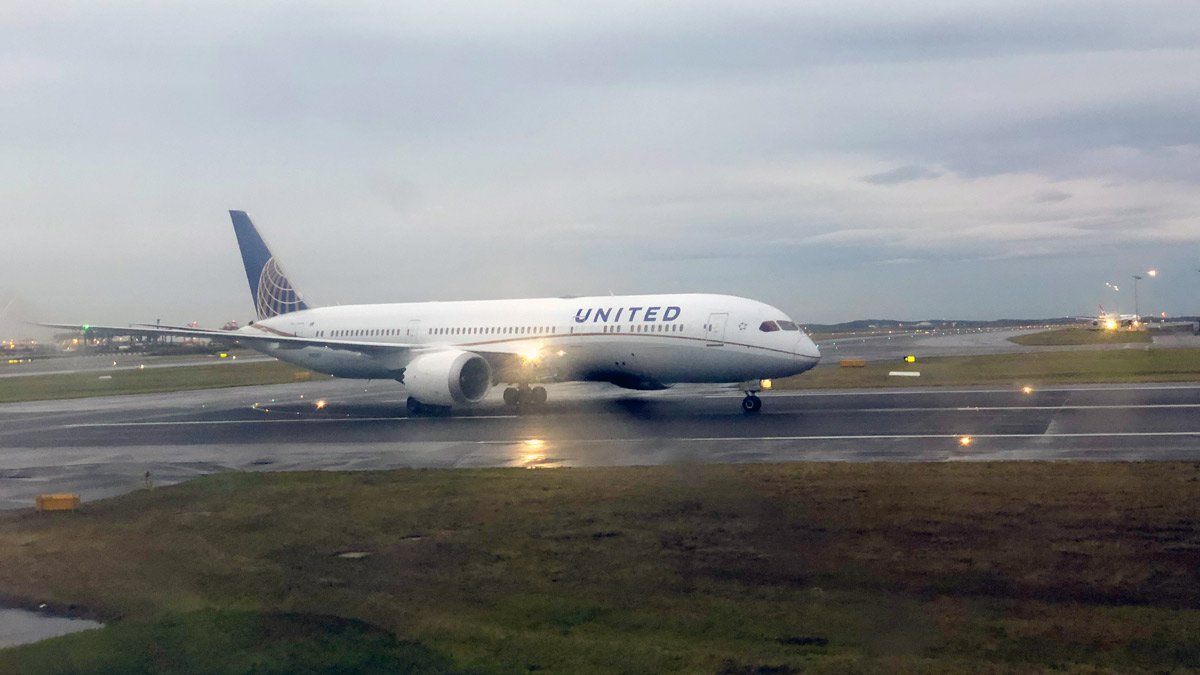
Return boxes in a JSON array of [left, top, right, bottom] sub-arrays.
[[760, 379, 773, 390], [315, 400, 326, 409], [959, 436, 973, 447]]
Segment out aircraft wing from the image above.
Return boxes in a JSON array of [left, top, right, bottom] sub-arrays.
[[36, 322, 420, 356], [38, 323, 565, 374]]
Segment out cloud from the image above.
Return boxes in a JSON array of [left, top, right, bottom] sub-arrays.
[[861, 165, 943, 185], [2, 1, 1200, 323], [1032, 189, 1072, 203]]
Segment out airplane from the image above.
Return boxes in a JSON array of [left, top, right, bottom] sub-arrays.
[[44, 211, 821, 414], [1086, 305, 1140, 330]]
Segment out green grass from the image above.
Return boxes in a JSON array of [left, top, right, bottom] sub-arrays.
[[777, 346, 1200, 389], [0, 361, 330, 403], [1007, 328, 1153, 346], [4, 610, 463, 675], [1, 463, 1199, 673]]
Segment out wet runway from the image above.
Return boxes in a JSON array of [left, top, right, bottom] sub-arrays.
[[2, 377, 1199, 509]]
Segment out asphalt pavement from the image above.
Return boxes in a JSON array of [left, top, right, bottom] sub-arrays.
[[2, 377, 1199, 510]]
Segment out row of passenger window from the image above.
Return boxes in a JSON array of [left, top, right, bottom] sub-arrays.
[[431, 326, 553, 337], [316, 323, 691, 340], [317, 328, 402, 338], [600, 324, 684, 334]]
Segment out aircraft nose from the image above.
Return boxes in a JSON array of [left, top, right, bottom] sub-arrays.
[[796, 333, 821, 361]]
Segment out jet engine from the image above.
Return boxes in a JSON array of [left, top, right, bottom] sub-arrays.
[[403, 349, 493, 406]]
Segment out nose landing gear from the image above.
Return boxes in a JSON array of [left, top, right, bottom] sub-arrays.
[[742, 392, 763, 414]]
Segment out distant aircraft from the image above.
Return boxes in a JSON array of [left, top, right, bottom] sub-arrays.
[[45, 211, 820, 413], [1086, 305, 1139, 330]]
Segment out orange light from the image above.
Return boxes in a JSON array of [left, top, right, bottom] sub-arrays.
[[315, 400, 326, 409], [959, 436, 973, 447], [1022, 386, 1033, 394]]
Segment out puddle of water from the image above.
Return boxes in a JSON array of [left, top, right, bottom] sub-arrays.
[[0, 608, 102, 648]]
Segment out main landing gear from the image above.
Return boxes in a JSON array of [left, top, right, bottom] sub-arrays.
[[503, 385, 547, 408], [742, 392, 763, 414]]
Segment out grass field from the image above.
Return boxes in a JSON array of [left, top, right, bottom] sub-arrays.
[[0, 360, 329, 404], [1, 463, 1199, 674], [1007, 328, 1153, 346], [776, 346, 1200, 389]]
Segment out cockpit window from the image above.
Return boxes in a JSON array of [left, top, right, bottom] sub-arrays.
[[759, 321, 780, 332], [777, 320, 800, 331]]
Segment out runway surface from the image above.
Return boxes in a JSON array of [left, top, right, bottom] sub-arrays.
[[2, 377, 1200, 509]]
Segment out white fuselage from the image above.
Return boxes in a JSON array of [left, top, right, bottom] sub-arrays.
[[240, 293, 820, 388]]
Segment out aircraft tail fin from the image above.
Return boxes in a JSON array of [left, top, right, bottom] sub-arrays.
[[229, 210, 310, 320]]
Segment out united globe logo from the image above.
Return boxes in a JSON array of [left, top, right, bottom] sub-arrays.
[[255, 257, 305, 319]]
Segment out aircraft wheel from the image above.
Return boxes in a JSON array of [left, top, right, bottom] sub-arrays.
[[531, 386, 548, 405], [406, 396, 424, 415], [503, 387, 519, 406], [742, 394, 762, 414]]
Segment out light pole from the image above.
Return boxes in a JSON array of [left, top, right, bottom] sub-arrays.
[[1132, 275, 1142, 319]]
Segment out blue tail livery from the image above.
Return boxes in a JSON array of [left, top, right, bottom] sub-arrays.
[[229, 210, 309, 319]]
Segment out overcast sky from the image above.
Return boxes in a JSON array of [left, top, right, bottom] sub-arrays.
[[3, 1, 1199, 334]]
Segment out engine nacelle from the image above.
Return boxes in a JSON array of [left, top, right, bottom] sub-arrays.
[[403, 349, 492, 407]]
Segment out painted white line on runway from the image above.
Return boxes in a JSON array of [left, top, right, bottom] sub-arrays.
[[710, 383, 1200, 397], [64, 415, 520, 428], [58, 403, 1200, 429], [55, 417, 1200, 441], [470, 432, 1200, 443], [765, 404, 1200, 414]]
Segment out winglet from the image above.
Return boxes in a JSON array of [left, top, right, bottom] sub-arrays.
[[229, 210, 309, 319]]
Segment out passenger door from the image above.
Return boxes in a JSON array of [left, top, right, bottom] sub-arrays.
[[705, 313, 728, 346]]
